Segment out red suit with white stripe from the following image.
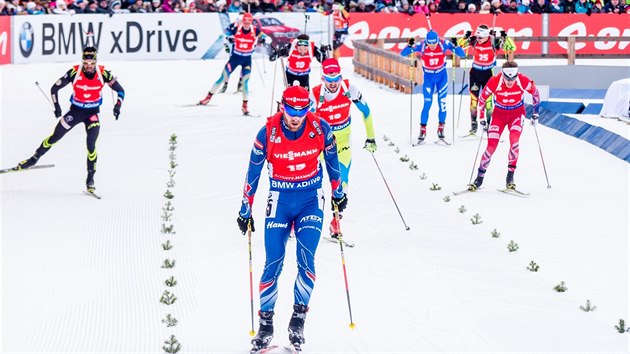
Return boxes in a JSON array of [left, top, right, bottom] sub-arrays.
[[477, 72, 540, 175]]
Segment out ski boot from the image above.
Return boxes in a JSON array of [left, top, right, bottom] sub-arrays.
[[250, 311, 274, 353], [198, 92, 213, 105], [15, 155, 39, 170], [242, 100, 250, 116], [469, 121, 478, 135], [329, 214, 342, 240], [437, 123, 445, 139], [237, 78, 244, 93], [86, 169, 96, 192], [288, 304, 308, 351], [468, 175, 484, 191], [219, 82, 228, 93], [417, 125, 427, 144], [506, 170, 516, 190]]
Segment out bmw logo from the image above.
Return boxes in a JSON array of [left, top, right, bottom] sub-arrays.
[[19, 22, 34, 58]]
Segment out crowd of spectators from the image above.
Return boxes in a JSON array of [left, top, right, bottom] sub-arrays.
[[0, 0, 628, 15]]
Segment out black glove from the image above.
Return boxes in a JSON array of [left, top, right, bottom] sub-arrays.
[[450, 37, 458, 46], [226, 36, 234, 44], [237, 215, 255, 235], [279, 44, 290, 57], [469, 35, 478, 46], [480, 119, 488, 132], [500, 30, 507, 38], [331, 193, 348, 213], [269, 49, 278, 62], [224, 43, 230, 53], [464, 30, 472, 39], [113, 101, 121, 120], [407, 37, 415, 46], [54, 104, 62, 118], [531, 113, 539, 126]]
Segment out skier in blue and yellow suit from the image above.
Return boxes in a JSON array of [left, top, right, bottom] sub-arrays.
[[237, 86, 347, 352]]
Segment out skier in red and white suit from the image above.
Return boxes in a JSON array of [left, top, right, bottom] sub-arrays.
[[469, 60, 540, 191]]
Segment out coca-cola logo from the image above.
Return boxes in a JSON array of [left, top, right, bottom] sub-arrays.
[[346, 20, 535, 51], [555, 22, 630, 51]]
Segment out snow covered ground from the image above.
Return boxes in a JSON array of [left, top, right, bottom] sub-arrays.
[[1, 57, 628, 353]]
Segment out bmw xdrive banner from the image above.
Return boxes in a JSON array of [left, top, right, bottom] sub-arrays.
[[12, 13, 225, 64]]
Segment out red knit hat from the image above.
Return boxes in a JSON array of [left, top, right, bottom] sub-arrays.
[[322, 58, 341, 75], [282, 85, 310, 110]]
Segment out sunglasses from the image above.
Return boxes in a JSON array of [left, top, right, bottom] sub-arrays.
[[283, 103, 309, 118], [323, 73, 342, 83], [82, 60, 97, 66], [297, 40, 309, 47], [502, 73, 518, 82]]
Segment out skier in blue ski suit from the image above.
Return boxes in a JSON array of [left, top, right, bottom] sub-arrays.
[[401, 30, 466, 143], [237, 85, 347, 351]]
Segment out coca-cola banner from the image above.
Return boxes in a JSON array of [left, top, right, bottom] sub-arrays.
[[342, 13, 629, 57], [342, 14, 543, 57], [548, 15, 630, 55]]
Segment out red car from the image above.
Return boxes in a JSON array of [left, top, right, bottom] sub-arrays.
[[252, 16, 301, 49]]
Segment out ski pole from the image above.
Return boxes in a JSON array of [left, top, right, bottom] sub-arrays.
[[456, 48, 468, 129], [451, 52, 456, 145], [408, 54, 415, 145], [467, 127, 485, 185], [35, 82, 54, 107], [533, 124, 552, 189], [269, 59, 278, 116], [247, 223, 256, 337], [369, 152, 411, 231], [334, 205, 355, 329]]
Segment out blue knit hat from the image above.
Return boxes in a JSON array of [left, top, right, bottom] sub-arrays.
[[426, 30, 439, 45]]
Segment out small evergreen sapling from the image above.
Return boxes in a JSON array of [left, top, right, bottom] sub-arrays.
[[470, 213, 482, 224], [419, 173, 427, 180], [164, 190, 174, 200], [163, 201, 174, 212], [388, 141, 395, 147], [165, 276, 177, 287], [166, 179, 175, 188], [527, 261, 540, 272], [168, 169, 176, 178], [400, 155, 410, 162], [162, 240, 173, 251], [169, 160, 178, 169], [161, 259, 176, 269], [429, 183, 442, 191], [553, 281, 568, 292], [443, 196, 451, 202], [160, 290, 177, 305], [162, 314, 178, 327], [458, 205, 467, 214], [579, 300, 596, 312], [409, 161, 418, 170], [163, 334, 181, 353], [614, 319, 629, 333], [161, 224, 175, 234], [394, 147, 400, 154], [507, 240, 519, 252], [491, 228, 500, 238]]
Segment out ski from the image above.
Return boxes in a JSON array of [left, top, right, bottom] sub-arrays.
[[497, 188, 530, 197], [243, 112, 262, 118], [453, 186, 482, 196], [323, 236, 355, 248], [178, 103, 217, 107], [251, 344, 298, 354], [458, 133, 478, 139], [0, 164, 55, 175], [434, 138, 451, 146], [84, 190, 102, 199], [412, 140, 426, 147]]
